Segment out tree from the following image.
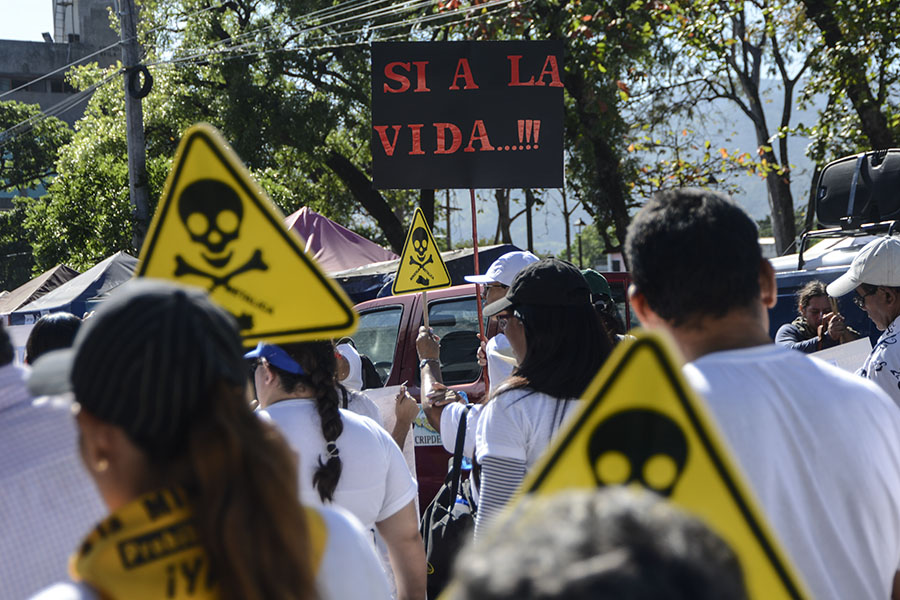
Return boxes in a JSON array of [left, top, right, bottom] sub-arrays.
[[0, 101, 73, 287], [139, 0, 428, 252], [0, 101, 73, 194], [23, 65, 189, 270], [448, 0, 666, 253], [799, 0, 899, 154], [655, 0, 814, 255]]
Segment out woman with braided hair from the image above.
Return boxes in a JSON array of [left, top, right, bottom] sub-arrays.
[[249, 340, 425, 600]]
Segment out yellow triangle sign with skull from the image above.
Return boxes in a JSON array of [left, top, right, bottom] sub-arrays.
[[136, 123, 357, 345], [392, 207, 451, 295], [513, 330, 810, 599]]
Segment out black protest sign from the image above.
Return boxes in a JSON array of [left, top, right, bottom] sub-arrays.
[[371, 41, 564, 190]]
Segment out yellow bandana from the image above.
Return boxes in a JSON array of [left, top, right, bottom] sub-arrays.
[[71, 488, 327, 600]]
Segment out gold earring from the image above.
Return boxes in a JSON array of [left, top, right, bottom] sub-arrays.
[[94, 458, 109, 473]]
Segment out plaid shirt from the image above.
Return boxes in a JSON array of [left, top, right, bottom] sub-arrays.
[[0, 363, 105, 599]]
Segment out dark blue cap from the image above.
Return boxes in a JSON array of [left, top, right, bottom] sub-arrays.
[[243, 342, 305, 375]]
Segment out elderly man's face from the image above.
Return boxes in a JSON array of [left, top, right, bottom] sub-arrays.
[[801, 295, 830, 330]]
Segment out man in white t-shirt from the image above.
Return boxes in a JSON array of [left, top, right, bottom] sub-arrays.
[[826, 235, 900, 407], [625, 188, 900, 600], [419, 250, 539, 457]]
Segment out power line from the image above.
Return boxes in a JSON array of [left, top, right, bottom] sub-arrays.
[[148, 0, 524, 68], [0, 2, 232, 103], [0, 69, 122, 152], [0, 0, 525, 149]]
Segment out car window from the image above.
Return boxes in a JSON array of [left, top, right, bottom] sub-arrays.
[[354, 306, 403, 385], [425, 296, 483, 386]]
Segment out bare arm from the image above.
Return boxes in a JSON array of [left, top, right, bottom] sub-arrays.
[[391, 385, 419, 450], [417, 326, 457, 431], [376, 501, 427, 600]]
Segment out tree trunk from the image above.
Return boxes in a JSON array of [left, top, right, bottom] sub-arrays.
[[495, 189, 513, 244], [325, 151, 405, 253], [765, 159, 796, 255], [419, 189, 435, 229]]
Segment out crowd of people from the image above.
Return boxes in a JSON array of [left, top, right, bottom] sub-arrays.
[[5, 186, 900, 598]]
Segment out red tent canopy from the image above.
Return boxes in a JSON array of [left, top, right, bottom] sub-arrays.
[[284, 207, 398, 273]]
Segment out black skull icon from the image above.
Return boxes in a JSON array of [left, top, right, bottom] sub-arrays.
[[408, 226, 434, 283], [587, 409, 688, 497], [173, 179, 268, 292]]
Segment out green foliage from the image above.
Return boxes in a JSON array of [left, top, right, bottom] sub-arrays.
[[0, 100, 73, 193], [572, 222, 608, 269], [24, 64, 183, 270], [0, 100, 73, 286], [0, 202, 33, 290]]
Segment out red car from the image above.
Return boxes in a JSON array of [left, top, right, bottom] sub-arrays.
[[353, 273, 633, 509]]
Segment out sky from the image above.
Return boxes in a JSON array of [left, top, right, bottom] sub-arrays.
[[0, 1, 53, 41]]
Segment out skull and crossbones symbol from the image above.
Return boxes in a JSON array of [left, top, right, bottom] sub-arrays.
[[409, 226, 434, 284], [173, 179, 268, 292], [587, 409, 688, 497]]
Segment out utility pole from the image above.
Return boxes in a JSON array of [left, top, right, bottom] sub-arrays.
[[119, 0, 151, 252]]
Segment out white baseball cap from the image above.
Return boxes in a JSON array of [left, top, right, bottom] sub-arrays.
[[827, 236, 900, 297], [465, 250, 540, 287]]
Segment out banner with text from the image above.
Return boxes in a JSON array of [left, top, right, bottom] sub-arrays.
[[371, 41, 564, 190]]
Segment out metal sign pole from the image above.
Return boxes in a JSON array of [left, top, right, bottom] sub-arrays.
[[471, 188, 489, 396]]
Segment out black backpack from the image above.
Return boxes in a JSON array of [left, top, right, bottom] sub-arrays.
[[419, 405, 477, 599]]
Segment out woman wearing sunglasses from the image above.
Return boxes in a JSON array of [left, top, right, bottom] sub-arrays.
[[475, 259, 614, 538]]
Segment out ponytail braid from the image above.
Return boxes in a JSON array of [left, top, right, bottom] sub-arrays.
[[305, 360, 341, 501], [268, 341, 345, 502]]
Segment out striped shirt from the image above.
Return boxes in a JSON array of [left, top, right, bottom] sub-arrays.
[[0, 363, 106, 599]]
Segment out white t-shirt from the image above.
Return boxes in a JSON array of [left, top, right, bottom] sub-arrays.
[[260, 400, 417, 531], [684, 344, 900, 600], [475, 388, 580, 468], [438, 333, 516, 459], [29, 504, 391, 600], [858, 314, 900, 408], [342, 387, 384, 428], [315, 505, 392, 599]]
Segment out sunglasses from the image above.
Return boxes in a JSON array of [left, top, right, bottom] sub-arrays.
[[481, 283, 507, 301], [497, 310, 525, 331], [853, 288, 878, 309]]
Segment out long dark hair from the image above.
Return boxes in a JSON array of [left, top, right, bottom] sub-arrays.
[[80, 284, 319, 600], [497, 302, 612, 400], [158, 384, 318, 600], [267, 341, 344, 503]]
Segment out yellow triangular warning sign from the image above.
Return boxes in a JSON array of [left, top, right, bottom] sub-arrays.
[[517, 330, 809, 599], [392, 207, 451, 295], [136, 123, 357, 345]]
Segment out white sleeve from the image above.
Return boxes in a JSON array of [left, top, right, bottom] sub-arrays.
[[440, 402, 481, 458], [375, 429, 419, 522], [348, 391, 385, 428], [315, 506, 392, 600], [476, 393, 529, 463], [29, 583, 99, 600]]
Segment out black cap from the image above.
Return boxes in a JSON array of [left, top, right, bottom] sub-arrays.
[[28, 279, 246, 458], [483, 258, 591, 317]]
